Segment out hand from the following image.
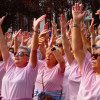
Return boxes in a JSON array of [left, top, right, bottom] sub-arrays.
[[39, 29, 51, 38], [72, 3, 86, 24], [13, 29, 22, 39], [89, 18, 95, 34], [5, 32, 12, 42], [21, 31, 30, 46], [39, 37, 46, 47], [59, 14, 67, 29], [51, 20, 57, 29], [43, 22, 49, 29], [0, 16, 5, 26], [48, 34, 55, 47], [69, 19, 73, 29], [95, 10, 100, 15], [33, 14, 46, 30]]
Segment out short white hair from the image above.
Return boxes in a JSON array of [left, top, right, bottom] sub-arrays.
[[95, 35, 100, 43]]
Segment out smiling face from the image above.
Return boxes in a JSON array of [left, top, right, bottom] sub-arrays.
[[14, 49, 29, 68], [92, 40, 100, 74]]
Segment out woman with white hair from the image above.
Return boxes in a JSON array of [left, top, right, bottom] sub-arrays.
[[0, 15, 46, 100], [72, 2, 100, 100]]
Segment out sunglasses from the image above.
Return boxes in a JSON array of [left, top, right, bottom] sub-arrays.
[[55, 43, 62, 47], [14, 52, 29, 57], [92, 44, 100, 50], [91, 54, 100, 60]]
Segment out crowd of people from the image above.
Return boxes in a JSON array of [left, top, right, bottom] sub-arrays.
[[0, 2, 100, 100]]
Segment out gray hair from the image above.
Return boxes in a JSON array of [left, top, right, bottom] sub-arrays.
[[95, 35, 100, 43], [18, 46, 31, 57]]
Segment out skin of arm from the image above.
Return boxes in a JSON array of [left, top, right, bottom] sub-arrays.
[[30, 15, 46, 68], [0, 16, 10, 66], [72, 3, 86, 70], [52, 47, 65, 73], [13, 29, 22, 53], [89, 18, 95, 54], [60, 14, 74, 65]]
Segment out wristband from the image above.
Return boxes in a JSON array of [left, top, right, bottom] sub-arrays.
[[72, 24, 80, 27], [61, 35, 66, 39], [33, 30, 39, 33], [13, 38, 17, 41]]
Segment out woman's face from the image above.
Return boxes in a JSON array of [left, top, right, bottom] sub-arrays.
[[14, 49, 29, 67], [92, 40, 100, 73], [45, 48, 57, 68]]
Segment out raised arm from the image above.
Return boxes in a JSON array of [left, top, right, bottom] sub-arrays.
[[60, 14, 74, 65], [13, 29, 22, 53], [0, 16, 10, 66], [72, 3, 86, 70], [89, 18, 95, 54], [39, 28, 51, 60], [30, 14, 46, 68]]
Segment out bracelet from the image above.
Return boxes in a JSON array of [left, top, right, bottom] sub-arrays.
[[51, 47, 56, 51], [13, 38, 17, 41], [61, 35, 66, 39], [72, 24, 80, 27], [33, 30, 39, 33]]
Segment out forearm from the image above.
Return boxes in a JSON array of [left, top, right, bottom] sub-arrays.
[[9, 39, 14, 48], [72, 23, 83, 52], [0, 27, 9, 65], [14, 40, 19, 53], [81, 32, 91, 49], [90, 31, 95, 53], [61, 28, 74, 65], [30, 30, 39, 68], [53, 49, 65, 73]]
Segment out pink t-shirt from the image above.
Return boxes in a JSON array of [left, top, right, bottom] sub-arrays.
[[1, 54, 38, 99], [0, 61, 5, 96], [35, 60, 64, 91], [77, 52, 100, 100], [68, 59, 81, 100], [62, 59, 70, 100]]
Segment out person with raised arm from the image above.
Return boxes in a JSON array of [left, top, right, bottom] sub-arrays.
[[34, 31, 65, 100], [0, 15, 46, 100], [72, 3, 100, 100]]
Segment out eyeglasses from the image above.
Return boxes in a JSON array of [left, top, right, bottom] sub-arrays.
[[91, 53, 100, 60], [92, 44, 100, 50], [14, 52, 29, 57], [55, 43, 62, 47]]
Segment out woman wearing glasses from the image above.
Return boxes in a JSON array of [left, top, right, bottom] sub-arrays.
[[0, 15, 46, 100], [34, 30, 65, 99], [72, 3, 100, 100]]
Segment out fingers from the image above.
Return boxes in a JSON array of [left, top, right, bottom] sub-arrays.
[[39, 29, 51, 37], [44, 22, 49, 29], [91, 18, 94, 26], [0, 16, 5, 25], [95, 10, 100, 15]]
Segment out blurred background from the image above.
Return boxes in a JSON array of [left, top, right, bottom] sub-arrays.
[[0, 0, 100, 33]]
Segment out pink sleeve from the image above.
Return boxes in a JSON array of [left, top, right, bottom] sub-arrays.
[[5, 53, 15, 71], [25, 60, 45, 82], [81, 52, 94, 80]]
